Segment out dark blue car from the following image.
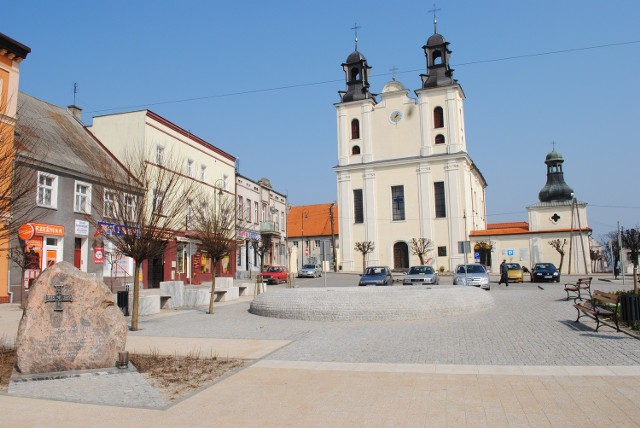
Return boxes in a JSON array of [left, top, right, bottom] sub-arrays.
[[531, 262, 560, 282]]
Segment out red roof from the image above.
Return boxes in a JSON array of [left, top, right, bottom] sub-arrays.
[[471, 222, 591, 237], [288, 204, 338, 238]]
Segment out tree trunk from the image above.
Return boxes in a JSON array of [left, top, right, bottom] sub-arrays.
[[362, 254, 365, 272], [634, 265, 638, 294], [131, 263, 141, 331], [208, 258, 217, 314], [418, 254, 424, 265], [559, 254, 565, 273]]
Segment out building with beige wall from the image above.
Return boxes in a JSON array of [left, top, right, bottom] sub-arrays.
[[335, 28, 486, 273], [0, 33, 30, 303], [89, 110, 237, 287], [235, 175, 287, 278], [471, 149, 591, 275]]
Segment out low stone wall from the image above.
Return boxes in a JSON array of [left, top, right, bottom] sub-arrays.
[[249, 285, 495, 321]]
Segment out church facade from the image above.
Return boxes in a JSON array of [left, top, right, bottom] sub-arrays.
[[334, 28, 487, 273]]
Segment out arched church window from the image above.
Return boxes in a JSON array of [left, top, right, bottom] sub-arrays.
[[435, 134, 445, 145], [349, 67, 360, 81], [352, 145, 361, 155], [434, 107, 444, 128], [432, 50, 443, 65], [351, 119, 360, 139]]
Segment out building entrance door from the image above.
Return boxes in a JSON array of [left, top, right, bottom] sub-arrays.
[[148, 257, 164, 288], [393, 242, 409, 269]]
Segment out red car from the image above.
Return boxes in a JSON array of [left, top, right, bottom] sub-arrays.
[[260, 266, 289, 284]]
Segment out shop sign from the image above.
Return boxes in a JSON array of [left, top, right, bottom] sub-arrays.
[[18, 223, 35, 241], [94, 247, 104, 264], [75, 220, 89, 236], [32, 223, 64, 236], [96, 221, 140, 238], [237, 230, 260, 241]]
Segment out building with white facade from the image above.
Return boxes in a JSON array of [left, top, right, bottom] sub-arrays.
[[235, 175, 287, 278], [334, 26, 487, 273]]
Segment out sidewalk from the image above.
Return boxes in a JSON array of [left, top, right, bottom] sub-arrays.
[[2, 279, 640, 427]]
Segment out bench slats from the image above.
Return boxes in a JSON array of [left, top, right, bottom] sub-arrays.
[[573, 290, 619, 332]]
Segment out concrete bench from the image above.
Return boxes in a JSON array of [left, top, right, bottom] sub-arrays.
[[213, 289, 228, 302], [238, 285, 248, 296]]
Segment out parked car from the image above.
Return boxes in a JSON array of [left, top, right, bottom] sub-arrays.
[[530, 262, 560, 282], [506, 263, 524, 283], [260, 266, 289, 284], [359, 266, 393, 286], [298, 264, 322, 278], [453, 264, 490, 290], [403, 266, 439, 285]]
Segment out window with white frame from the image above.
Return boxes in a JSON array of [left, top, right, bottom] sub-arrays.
[[124, 194, 136, 221], [187, 159, 194, 177], [274, 212, 279, 231], [261, 203, 266, 222], [176, 243, 187, 274], [37, 172, 58, 208], [246, 199, 251, 222], [152, 189, 165, 215], [200, 165, 207, 182], [281, 210, 285, 232], [156, 145, 165, 166], [237, 196, 244, 219], [254, 202, 258, 224], [74, 181, 92, 213], [104, 189, 116, 218]]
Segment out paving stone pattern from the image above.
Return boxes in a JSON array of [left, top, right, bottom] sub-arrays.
[[133, 281, 640, 366]]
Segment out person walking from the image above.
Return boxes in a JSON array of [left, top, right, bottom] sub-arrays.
[[499, 259, 509, 287]]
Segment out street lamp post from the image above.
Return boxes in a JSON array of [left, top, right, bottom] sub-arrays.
[[301, 209, 308, 268]]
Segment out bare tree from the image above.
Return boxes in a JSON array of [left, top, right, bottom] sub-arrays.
[[621, 227, 640, 293], [410, 237, 433, 265], [191, 192, 236, 315], [354, 241, 375, 272], [92, 146, 194, 331], [251, 234, 273, 272], [548, 239, 567, 272], [599, 231, 621, 272]]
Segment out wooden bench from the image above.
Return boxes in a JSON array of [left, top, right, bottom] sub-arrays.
[[574, 290, 620, 332], [564, 277, 592, 301]]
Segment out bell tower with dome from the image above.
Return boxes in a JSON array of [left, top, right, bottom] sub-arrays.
[[334, 20, 487, 273]]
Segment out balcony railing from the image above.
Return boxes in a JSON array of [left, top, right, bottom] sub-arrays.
[[260, 220, 280, 235]]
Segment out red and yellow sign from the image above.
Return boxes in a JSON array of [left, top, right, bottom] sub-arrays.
[[32, 223, 65, 236]]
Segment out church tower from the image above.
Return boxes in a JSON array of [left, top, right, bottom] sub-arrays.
[[334, 22, 487, 273]]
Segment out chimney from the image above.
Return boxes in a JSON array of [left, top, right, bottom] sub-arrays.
[[67, 105, 83, 122]]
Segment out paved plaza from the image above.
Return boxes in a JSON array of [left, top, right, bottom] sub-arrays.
[[1, 275, 640, 427]]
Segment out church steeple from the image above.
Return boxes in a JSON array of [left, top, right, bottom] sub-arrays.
[[538, 148, 575, 203], [338, 24, 374, 103], [420, 13, 455, 89]]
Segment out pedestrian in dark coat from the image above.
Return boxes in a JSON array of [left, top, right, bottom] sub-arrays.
[[499, 260, 509, 287]]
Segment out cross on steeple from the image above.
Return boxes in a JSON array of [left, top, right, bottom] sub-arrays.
[[351, 22, 361, 50], [428, 4, 441, 34], [390, 66, 398, 81], [552, 141, 557, 151]]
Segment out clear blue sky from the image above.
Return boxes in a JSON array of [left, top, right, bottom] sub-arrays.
[[5, 0, 640, 240]]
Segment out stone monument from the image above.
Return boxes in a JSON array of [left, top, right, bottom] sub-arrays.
[[15, 261, 128, 374]]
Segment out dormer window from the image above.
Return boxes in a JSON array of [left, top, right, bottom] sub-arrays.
[[351, 119, 360, 139]]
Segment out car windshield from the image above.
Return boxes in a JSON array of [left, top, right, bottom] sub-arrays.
[[267, 267, 280, 272], [302, 264, 316, 269], [535, 263, 556, 270], [408, 266, 434, 275], [506, 263, 521, 270], [457, 265, 485, 274], [365, 267, 386, 275]]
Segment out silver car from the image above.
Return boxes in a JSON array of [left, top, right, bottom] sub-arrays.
[[403, 266, 439, 285], [453, 264, 490, 290], [298, 264, 322, 278]]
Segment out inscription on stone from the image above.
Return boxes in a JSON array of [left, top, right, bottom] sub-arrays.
[[15, 262, 127, 374], [44, 285, 73, 311]]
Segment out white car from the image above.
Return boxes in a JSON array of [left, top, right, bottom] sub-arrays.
[[453, 264, 490, 290], [403, 266, 439, 285], [298, 264, 322, 278]]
